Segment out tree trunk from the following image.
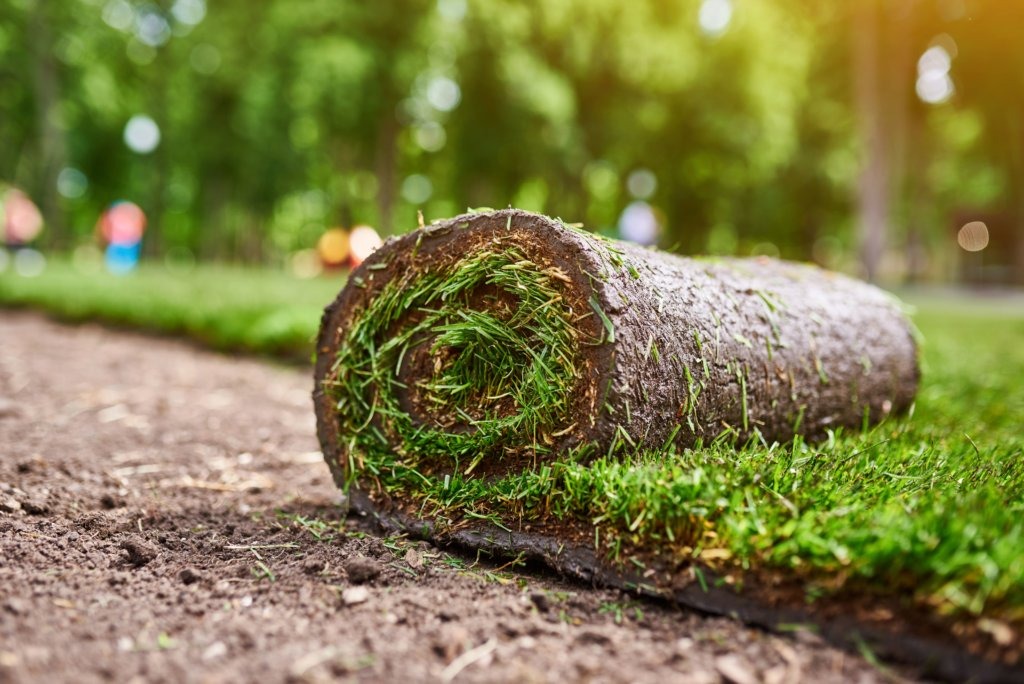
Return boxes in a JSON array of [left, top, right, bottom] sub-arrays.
[[1011, 110, 1024, 286], [28, 0, 67, 248], [374, 117, 398, 234], [852, 0, 889, 282]]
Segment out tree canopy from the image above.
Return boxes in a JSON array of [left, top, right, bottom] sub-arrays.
[[2, 0, 1021, 281]]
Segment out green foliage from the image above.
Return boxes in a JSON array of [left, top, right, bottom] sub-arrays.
[[10, 0, 1003, 264]]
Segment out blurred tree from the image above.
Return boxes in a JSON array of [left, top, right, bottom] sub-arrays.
[[28, 0, 68, 246], [953, 0, 1024, 284], [0, 0, 1018, 281]]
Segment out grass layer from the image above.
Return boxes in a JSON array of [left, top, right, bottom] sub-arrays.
[[344, 273, 1024, 624], [3, 258, 1023, 625]]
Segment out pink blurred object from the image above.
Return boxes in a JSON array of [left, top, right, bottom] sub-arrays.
[[349, 225, 382, 267], [98, 201, 147, 246], [2, 188, 44, 244]]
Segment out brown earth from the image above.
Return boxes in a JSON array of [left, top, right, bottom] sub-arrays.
[[0, 311, 911, 683]]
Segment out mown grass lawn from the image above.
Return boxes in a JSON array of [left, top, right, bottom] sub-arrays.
[[2, 259, 1022, 625], [0, 259, 343, 360]]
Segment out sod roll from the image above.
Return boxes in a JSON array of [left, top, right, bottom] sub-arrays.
[[313, 209, 918, 485]]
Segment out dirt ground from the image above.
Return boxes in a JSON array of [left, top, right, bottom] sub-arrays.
[[0, 311, 909, 683]]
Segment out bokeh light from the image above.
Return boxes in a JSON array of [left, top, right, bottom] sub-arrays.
[[190, 44, 220, 74], [437, 0, 467, 22], [317, 228, 351, 267], [618, 201, 660, 246], [57, 168, 89, 199], [414, 122, 447, 152], [124, 115, 161, 154], [349, 225, 383, 267], [401, 174, 433, 204], [171, 0, 206, 26], [957, 221, 989, 252], [102, 0, 134, 32], [10, 0, 1024, 291], [291, 249, 322, 279], [916, 43, 954, 105], [135, 6, 171, 47], [750, 242, 780, 258], [931, 33, 959, 59], [627, 169, 658, 200], [14, 248, 46, 277], [699, 0, 733, 37], [426, 76, 461, 112], [583, 161, 618, 197], [918, 45, 951, 75]]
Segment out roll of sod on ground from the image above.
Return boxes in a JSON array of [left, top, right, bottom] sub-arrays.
[[315, 213, 1024, 681], [314, 208, 918, 484]]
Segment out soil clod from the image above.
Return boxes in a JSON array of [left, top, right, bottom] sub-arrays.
[[302, 557, 326, 575], [121, 538, 159, 567], [99, 493, 124, 509], [179, 567, 202, 585], [345, 556, 382, 584], [20, 498, 48, 515]]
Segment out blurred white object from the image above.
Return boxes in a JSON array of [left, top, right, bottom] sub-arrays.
[[618, 201, 660, 246]]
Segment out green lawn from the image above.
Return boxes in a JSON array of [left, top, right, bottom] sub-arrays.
[[353, 301, 1024, 625], [0, 259, 342, 360], [3, 259, 1022, 627]]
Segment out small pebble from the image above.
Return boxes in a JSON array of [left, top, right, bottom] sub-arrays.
[[715, 654, 759, 684], [405, 548, 423, 569], [342, 586, 369, 606], [202, 641, 228, 660]]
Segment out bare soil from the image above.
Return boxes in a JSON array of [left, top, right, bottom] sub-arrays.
[[0, 311, 908, 683]]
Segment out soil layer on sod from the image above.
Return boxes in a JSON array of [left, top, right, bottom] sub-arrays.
[[308, 210, 1024, 679]]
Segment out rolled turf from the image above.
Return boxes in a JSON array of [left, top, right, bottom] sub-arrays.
[[314, 208, 918, 475], [312, 210, 1021, 680]]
